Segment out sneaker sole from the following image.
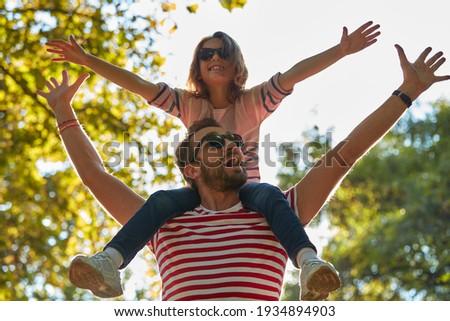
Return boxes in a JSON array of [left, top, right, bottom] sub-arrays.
[[305, 265, 341, 296], [69, 256, 123, 298]]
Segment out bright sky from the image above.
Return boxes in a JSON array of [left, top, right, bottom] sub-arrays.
[[110, 0, 450, 298], [146, 0, 450, 184]]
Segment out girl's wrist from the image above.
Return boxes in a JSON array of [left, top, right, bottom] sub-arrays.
[[54, 104, 77, 123]]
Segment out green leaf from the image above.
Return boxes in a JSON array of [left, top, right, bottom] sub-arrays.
[[219, 0, 247, 12], [161, 2, 177, 12], [151, 53, 166, 67], [186, 4, 199, 14]]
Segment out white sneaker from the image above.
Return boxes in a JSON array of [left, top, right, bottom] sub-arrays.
[[299, 259, 341, 300], [69, 252, 123, 298]]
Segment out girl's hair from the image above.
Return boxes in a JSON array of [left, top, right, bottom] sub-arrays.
[[187, 31, 248, 102]]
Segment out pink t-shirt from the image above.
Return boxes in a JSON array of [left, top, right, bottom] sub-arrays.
[[148, 72, 293, 182]]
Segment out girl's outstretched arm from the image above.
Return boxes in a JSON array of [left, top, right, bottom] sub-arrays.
[[278, 21, 381, 91], [293, 45, 449, 225], [38, 71, 145, 225], [46, 36, 160, 102]]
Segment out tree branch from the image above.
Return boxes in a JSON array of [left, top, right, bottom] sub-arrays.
[[0, 62, 53, 117], [1, 7, 98, 20]]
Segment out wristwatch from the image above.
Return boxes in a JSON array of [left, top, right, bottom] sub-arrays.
[[392, 90, 412, 108]]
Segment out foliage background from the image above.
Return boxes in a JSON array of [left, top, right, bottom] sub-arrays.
[[0, 0, 247, 300], [1, 0, 448, 300], [279, 102, 450, 300]]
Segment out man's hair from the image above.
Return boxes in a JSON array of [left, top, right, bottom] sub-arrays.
[[175, 118, 222, 186], [186, 31, 248, 103]]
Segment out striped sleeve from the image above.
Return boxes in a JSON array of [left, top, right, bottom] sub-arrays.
[[147, 82, 184, 120], [241, 72, 293, 124]]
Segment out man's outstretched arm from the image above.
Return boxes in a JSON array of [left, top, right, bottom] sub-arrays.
[[38, 71, 145, 225], [294, 45, 450, 225]]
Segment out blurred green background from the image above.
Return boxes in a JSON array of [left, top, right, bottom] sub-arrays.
[[0, 0, 448, 300]]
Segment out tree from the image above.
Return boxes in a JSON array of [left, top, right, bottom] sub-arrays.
[[278, 101, 449, 300], [0, 0, 246, 300]]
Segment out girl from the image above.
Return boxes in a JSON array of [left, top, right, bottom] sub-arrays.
[[46, 21, 380, 300]]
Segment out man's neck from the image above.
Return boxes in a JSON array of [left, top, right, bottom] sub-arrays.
[[197, 186, 240, 211], [208, 85, 231, 109]]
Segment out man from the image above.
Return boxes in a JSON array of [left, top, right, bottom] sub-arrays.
[[146, 117, 301, 300], [38, 44, 449, 300]]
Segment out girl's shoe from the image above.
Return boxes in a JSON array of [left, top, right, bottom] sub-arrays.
[[69, 252, 123, 298], [299, 259, 341, 300]]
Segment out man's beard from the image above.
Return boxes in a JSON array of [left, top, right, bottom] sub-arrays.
[[201, 162, 247, 192]]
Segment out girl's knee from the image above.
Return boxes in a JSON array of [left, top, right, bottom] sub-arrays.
[[240, 182, 283, 204]]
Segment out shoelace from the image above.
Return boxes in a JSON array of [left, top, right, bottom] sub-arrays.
[[92, 254, 119, 279]]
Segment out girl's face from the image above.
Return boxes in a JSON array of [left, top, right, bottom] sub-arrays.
[[199, 38, 236, 89]]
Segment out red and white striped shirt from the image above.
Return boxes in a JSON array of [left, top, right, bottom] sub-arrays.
[[148, 188, 298, 301]]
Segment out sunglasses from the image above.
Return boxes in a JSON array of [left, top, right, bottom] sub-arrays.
[[190, 132, 244, 163], [198, 47, 230, 61]]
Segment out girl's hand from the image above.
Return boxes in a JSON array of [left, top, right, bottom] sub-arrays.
[[395, 45, 450, 99], [37, 70, 90, 112], [339, 21, 381, 57], [46, 35, 89, 66]]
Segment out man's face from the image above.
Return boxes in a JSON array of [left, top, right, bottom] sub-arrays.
[[189, 126, 247, 192]]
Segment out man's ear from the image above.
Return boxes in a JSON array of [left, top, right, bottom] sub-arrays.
[[184, 163, 201, 181]]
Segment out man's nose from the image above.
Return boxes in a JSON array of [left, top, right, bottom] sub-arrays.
[[230, 144, 244, 159]]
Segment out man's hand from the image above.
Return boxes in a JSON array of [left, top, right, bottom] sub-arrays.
[[46, 35, 90, 66], [395, 45, 450, 99], [37, 70, 90, 112], [339, 21, 381, 57]]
